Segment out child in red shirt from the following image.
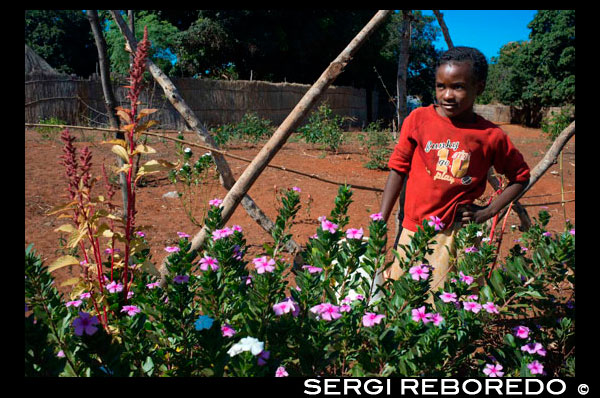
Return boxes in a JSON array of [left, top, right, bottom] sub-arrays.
[[379, 46, 530, 291]]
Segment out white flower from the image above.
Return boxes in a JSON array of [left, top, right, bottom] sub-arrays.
[[476, 231, 483, 237], [184, 147, 192, 153], [227, 336, 264, 357]]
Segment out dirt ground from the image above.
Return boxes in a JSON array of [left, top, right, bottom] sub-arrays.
[[25, 124, 575, 294]]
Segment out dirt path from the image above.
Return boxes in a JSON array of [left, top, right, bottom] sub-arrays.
[[25, 125, 574, 294]]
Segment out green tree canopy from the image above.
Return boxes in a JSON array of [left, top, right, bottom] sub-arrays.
[[25, 10, 97, 77]]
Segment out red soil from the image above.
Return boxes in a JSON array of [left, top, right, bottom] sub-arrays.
[[25, 124, 574, 294]]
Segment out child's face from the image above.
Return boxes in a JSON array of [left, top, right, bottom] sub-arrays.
[[435, 61, 484, 121]]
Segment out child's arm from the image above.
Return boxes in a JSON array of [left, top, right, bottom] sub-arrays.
[[457, 180, 529, 226], [379, 169, 407, 223]]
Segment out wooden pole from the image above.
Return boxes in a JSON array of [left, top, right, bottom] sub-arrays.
[[433, 10, 454, 49], [186, 10, 393, 252], [109, 10, 302, 284]]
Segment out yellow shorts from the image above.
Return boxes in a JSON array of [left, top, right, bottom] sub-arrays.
[[387, 222, 462, 293]]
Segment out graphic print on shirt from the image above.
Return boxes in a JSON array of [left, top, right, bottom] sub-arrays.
[[424, 139, 472, 185]]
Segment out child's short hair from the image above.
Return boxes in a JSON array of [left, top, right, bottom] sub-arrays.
[[437, 46, 488, 84]]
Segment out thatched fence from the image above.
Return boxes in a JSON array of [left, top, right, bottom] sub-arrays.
[[25, 74, 368, 130]]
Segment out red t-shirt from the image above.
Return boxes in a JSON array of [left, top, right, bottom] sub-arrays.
[[388, 105, 530, 232]]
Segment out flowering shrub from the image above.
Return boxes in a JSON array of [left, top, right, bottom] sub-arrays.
[[25, 27, 574, 377]]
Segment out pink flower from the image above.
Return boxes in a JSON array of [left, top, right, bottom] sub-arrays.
[[439, 291, 457, 303], [273, 298, 299, 317], [369, 213, 383, 221], [221, 324, 237, 338], [244, 275, 253, 285], [569, 228, 575, 235], [340, 304, 351, 312], [409, 264, 430, 281], [212, 227, 234, 241], [362, 312, 385, 327], [302, 265, 323, 274], [542, 232, 552, 237], [411, 306, 432, 324], [232, 225, 243, 232], [177, 231, 190, 238], [292, 186, 301, 192], [173, 275, 189, 284], [346, 227, 364, 240], [146, 281, 161, 289], [321, 219, 339, 233], [199, 256, 219, 271], [310, 303, 342, 321], [253, 256, 276, 274], [164, 246, 180, 253], [482, 302, 500, 314], [121, 305, 141, 316], [66, 299, 83, 308], [431, 313, 444, 326], [521, 342, 546, 356], [465, 246, 478, 253], [209, 198, 223, 207], [106, 281, 124, 294], [275, 366, 289, 377], [428, 215, 444, 231], [79, 292, 91, 299], [104, 248, 120, 255], [72, 312, 99, 336], [483, 363, 504, 377], [135, 231, 145, 238], [527, 360, 544, 375], [341, 293, 365, 304], [459, 271, 474, 285], [463, 301, 482, 313], [57, 350, 65, 358], [514, 325, 530, 339]]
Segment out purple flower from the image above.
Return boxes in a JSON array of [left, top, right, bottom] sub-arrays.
[[198, 256, 219, 271], [135, 231, 145, 238], [273, 298, 299, 317], [164, 246, 180, 253], [542, 231, 552, 237], [209, 198, 223, 207], [483, 363, 504, 377], [346, 227, 364, 240], [310, 303, 342, 321], [362, 312, 385, 327], [459, 271, 474, 285], [411, 306, 432, 324], [521, 342, 546, 356], [173, 275, 189, 284], [465, 246, 478, 253], [527, 360, 544, 375], [72, 312, 99, 336], [146, 281, 160, 289], [463, 301, 482, 313], [177, 231, 190, 238], [321, 219, 339, 233], [428, 215, 444, 231], [302, 264, 323, 274], [221, 324, 236, 338], [121, 305, 141, 316], [514, 325, 530, 339], [106, 281, 124, 294], [482, 302, 499, 314], [369, 213, 383, 221], [275, 366, 289, 377], [439, 291, 457, 303], [257, 350, 270, 366], [409, 264, 430, 281], [66, 299, 83, 308], [253, 256, 276, 274]]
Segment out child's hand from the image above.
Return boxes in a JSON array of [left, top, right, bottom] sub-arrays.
[[456, 204, 491, 226]]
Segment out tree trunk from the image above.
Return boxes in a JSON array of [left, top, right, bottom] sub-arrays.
[[433, 10, 454, 49], [395, 10, 412, 135], [87, 10, 129, 220], [109, 10, 304, 284]]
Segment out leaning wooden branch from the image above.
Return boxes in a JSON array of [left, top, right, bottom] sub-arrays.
[[432, 10, 454, 49], [109, 10, 301, 285], [488, 121, 575, 228], [185, 10, 393, 255]]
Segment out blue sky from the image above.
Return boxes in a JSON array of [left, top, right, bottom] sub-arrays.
[[420, 10, 538, 60]]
